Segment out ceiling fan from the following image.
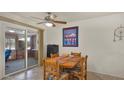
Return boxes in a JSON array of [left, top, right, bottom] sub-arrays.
[[31, 12, 67, 27]]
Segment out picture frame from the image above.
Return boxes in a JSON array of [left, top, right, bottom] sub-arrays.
[[63, 26, 78, 47]]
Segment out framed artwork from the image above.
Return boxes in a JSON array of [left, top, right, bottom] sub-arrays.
[[63, 26, 78, 47]]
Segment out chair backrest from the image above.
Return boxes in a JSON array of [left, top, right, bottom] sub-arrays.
[[80, 55, 88, 80], [44, 59, 60, 80], [84, 55, 88, 80], [50, 53, 59, 58], [71, 52, 81, 57], [78, 55, 88, 80]]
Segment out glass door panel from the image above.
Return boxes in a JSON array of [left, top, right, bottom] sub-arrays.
[[27, 30, 38, 67], [5, 28, 26, 74]]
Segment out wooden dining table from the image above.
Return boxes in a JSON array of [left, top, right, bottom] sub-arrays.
[[45, 56, 81, 69]]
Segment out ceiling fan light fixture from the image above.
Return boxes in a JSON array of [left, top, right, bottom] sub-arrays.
[[45, 22, 53, 27], [32, 12, 67, 27]]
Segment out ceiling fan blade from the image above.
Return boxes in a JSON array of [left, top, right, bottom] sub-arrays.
[[53, 20, 67, 24], [37, 22, 46, 24], [51, 23, 56, 27], [31, 16, 44, 20]]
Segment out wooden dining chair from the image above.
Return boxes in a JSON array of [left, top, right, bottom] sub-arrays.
[[83, 55, 88, 80], [43, 59, 69, 80], [71, 52, 81, 57], [50, 53, 59, 58], [71, 55, 88, 80]]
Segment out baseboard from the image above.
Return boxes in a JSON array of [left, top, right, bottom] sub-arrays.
[[87, 71, 124, 80]]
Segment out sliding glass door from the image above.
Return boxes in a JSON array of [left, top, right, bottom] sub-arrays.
[[27, 30, 38, 67], [5, 27, 39, 75], [5, 28, 26, 74]]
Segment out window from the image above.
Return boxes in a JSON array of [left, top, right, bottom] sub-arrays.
[[5, 38, 16, 50]]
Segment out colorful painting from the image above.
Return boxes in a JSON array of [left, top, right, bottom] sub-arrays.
[[63, 26, 78, 47]]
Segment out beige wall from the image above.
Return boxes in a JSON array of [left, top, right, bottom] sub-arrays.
[[38, 30, 44, 65], [0, 23, 4, 79], [0, 23, 2, 79], [44, 13, 124, 78]]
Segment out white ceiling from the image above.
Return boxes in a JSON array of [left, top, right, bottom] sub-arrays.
[[0, 12, 119, 29], [13, 12, 117, 22]]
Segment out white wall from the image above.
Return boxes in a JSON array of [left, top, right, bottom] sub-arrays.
[[44, 13, 124, 78]]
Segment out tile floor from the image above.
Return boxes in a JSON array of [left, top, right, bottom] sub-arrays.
[[2, 66, 124, 80]]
